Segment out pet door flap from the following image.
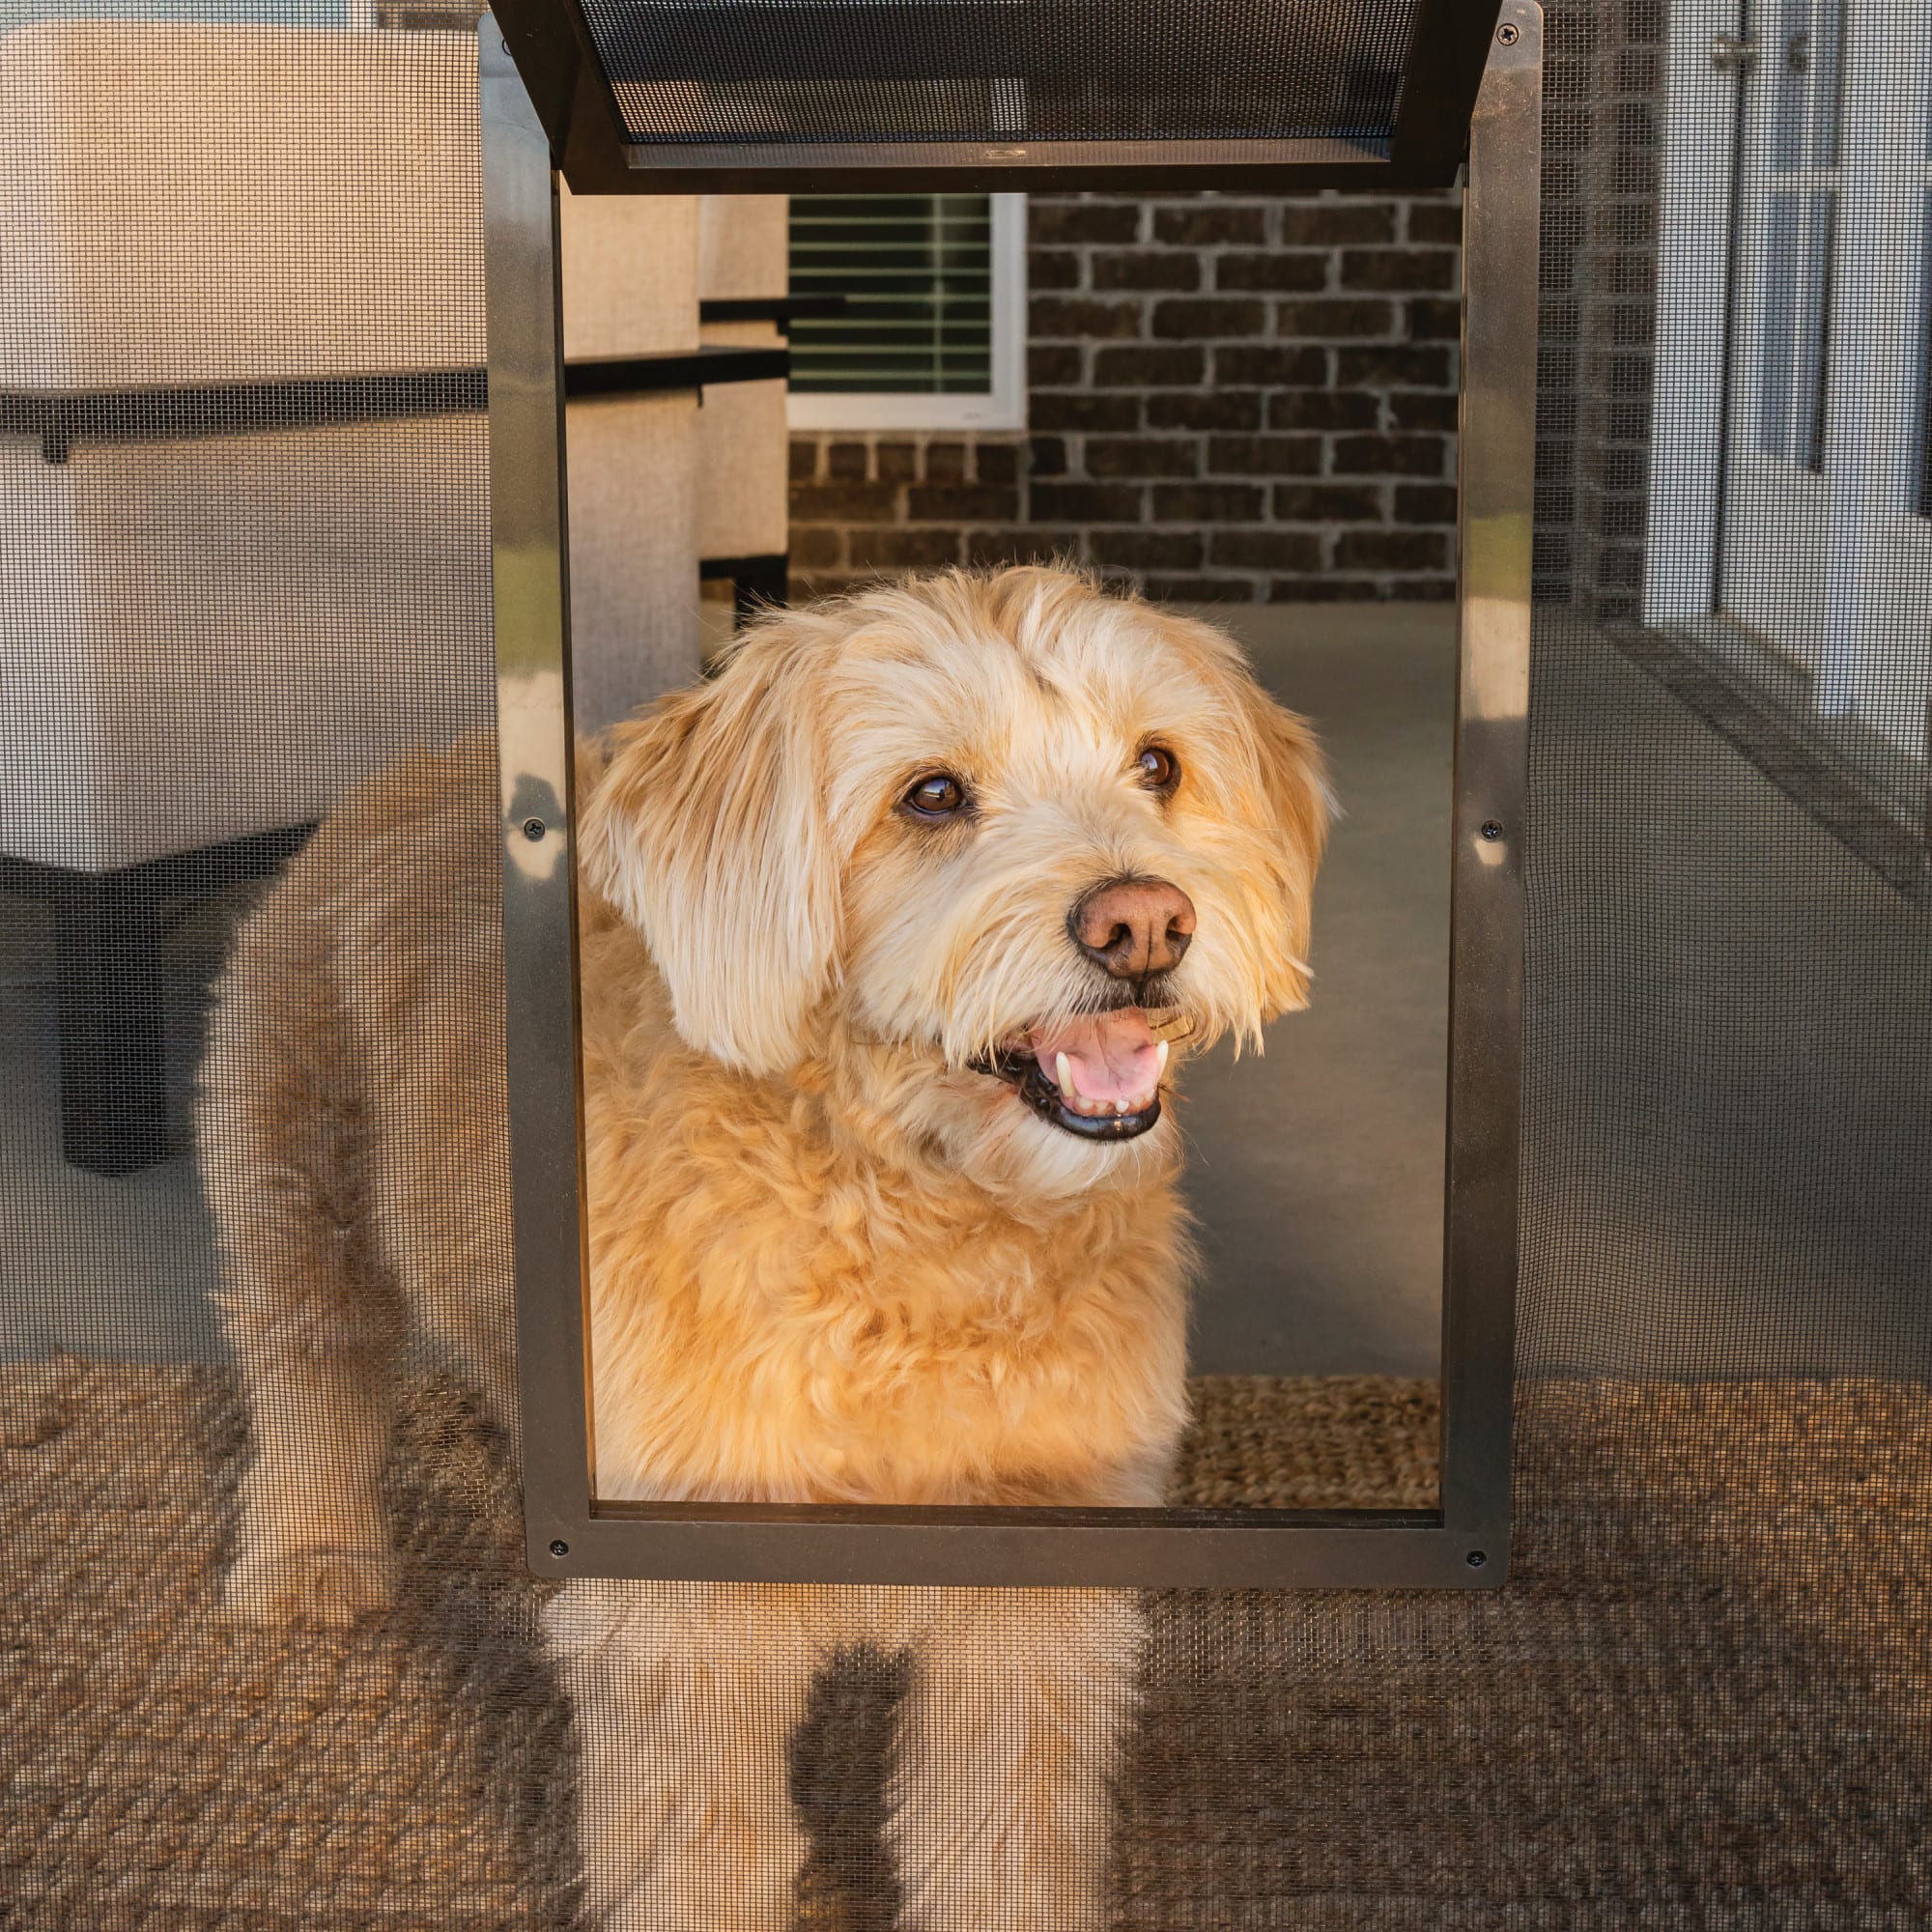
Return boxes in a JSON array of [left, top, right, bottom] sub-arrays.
[[485, 5, 1541, 1588]]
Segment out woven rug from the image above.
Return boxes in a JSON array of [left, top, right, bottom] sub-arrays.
[[2, 1360, 1927, 1928]]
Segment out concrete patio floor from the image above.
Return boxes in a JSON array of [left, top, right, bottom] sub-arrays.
[[1179, 601, 1452, 1378]]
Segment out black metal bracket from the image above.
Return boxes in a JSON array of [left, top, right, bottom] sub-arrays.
[[700, 552, 790, 625], [700, 295, 848, 335], [0, 345, 791, 462], [0, 372, 487, 465], [565, 344, 789, 400]]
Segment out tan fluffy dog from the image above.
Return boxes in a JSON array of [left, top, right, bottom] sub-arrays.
[[201, 566, 1328, 1930]]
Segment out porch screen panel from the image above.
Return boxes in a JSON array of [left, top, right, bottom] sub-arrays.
[[0, 8, 565, 1920], [0, 3, 1928, 1928], [1508, 0, 1932, 1923]]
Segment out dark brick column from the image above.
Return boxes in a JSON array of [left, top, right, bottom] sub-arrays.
[[1535, 0, 1667, 617]]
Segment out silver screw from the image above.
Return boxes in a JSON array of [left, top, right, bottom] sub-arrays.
[[1497, 20, 1520, 43]]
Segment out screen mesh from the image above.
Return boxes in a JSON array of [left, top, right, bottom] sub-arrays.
[[2, 0, 1930, 1923], [581, 0, 1416, 147]]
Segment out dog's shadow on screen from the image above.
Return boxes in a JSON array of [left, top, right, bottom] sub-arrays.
[[790, 1646, 911, 1930]]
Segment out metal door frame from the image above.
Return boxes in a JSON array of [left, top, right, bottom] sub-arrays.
[[486, 6, 1539, 1590]]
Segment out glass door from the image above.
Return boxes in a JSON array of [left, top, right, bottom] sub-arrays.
[[1719, 0, 1932, 763]]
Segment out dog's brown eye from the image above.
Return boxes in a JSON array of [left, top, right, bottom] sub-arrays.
[[903, 773, 968, 818], [1137, 746, 1179, 792]]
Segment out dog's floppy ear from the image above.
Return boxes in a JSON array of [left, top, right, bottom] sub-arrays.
[[579, 633, 839, 1076], [1234, 674, 1334, 1011], [1248, 686, 1332, 892]]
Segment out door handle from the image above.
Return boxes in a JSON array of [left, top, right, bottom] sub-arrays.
[[1710, 30, 1760, 73]]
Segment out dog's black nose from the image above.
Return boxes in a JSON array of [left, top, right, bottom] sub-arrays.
[[1068, 877, 1195, 980]]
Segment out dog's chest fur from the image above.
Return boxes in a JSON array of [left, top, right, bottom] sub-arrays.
[[577, 903, 1192, 1511]]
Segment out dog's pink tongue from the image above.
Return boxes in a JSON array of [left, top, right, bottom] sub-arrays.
[[1032, 1009, 1162, 1104]]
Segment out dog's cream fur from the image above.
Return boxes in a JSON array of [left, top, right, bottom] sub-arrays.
[[200, 567, 1327, 1929]]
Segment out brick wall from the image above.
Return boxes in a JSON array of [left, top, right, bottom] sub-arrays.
[[790, 190, 1463, 605], [1536, 0, 1666, 615]]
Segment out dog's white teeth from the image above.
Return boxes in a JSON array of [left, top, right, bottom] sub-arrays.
[[1046, 1053, 1164, 1118], [1155, 1038, 1170, 1078]]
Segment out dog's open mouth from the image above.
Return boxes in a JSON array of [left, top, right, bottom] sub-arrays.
[[975, 1007, 1193, 1141]]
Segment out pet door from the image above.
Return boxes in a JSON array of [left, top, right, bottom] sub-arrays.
[[488, 0, 1536, 1587]]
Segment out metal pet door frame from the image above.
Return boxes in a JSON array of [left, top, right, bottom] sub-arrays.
[[485, 1, 1539, 1590]]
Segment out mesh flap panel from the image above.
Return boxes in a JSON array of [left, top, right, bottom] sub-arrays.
[[579, 0, 1416, 147]]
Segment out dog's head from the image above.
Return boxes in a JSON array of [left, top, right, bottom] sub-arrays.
[[582, 567, 1330, 1199]]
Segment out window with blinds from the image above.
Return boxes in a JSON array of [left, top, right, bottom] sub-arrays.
[[786, 192, 1027, 430]]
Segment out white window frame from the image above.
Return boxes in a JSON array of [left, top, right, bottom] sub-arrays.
[[786, 192, 1028, 433]]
